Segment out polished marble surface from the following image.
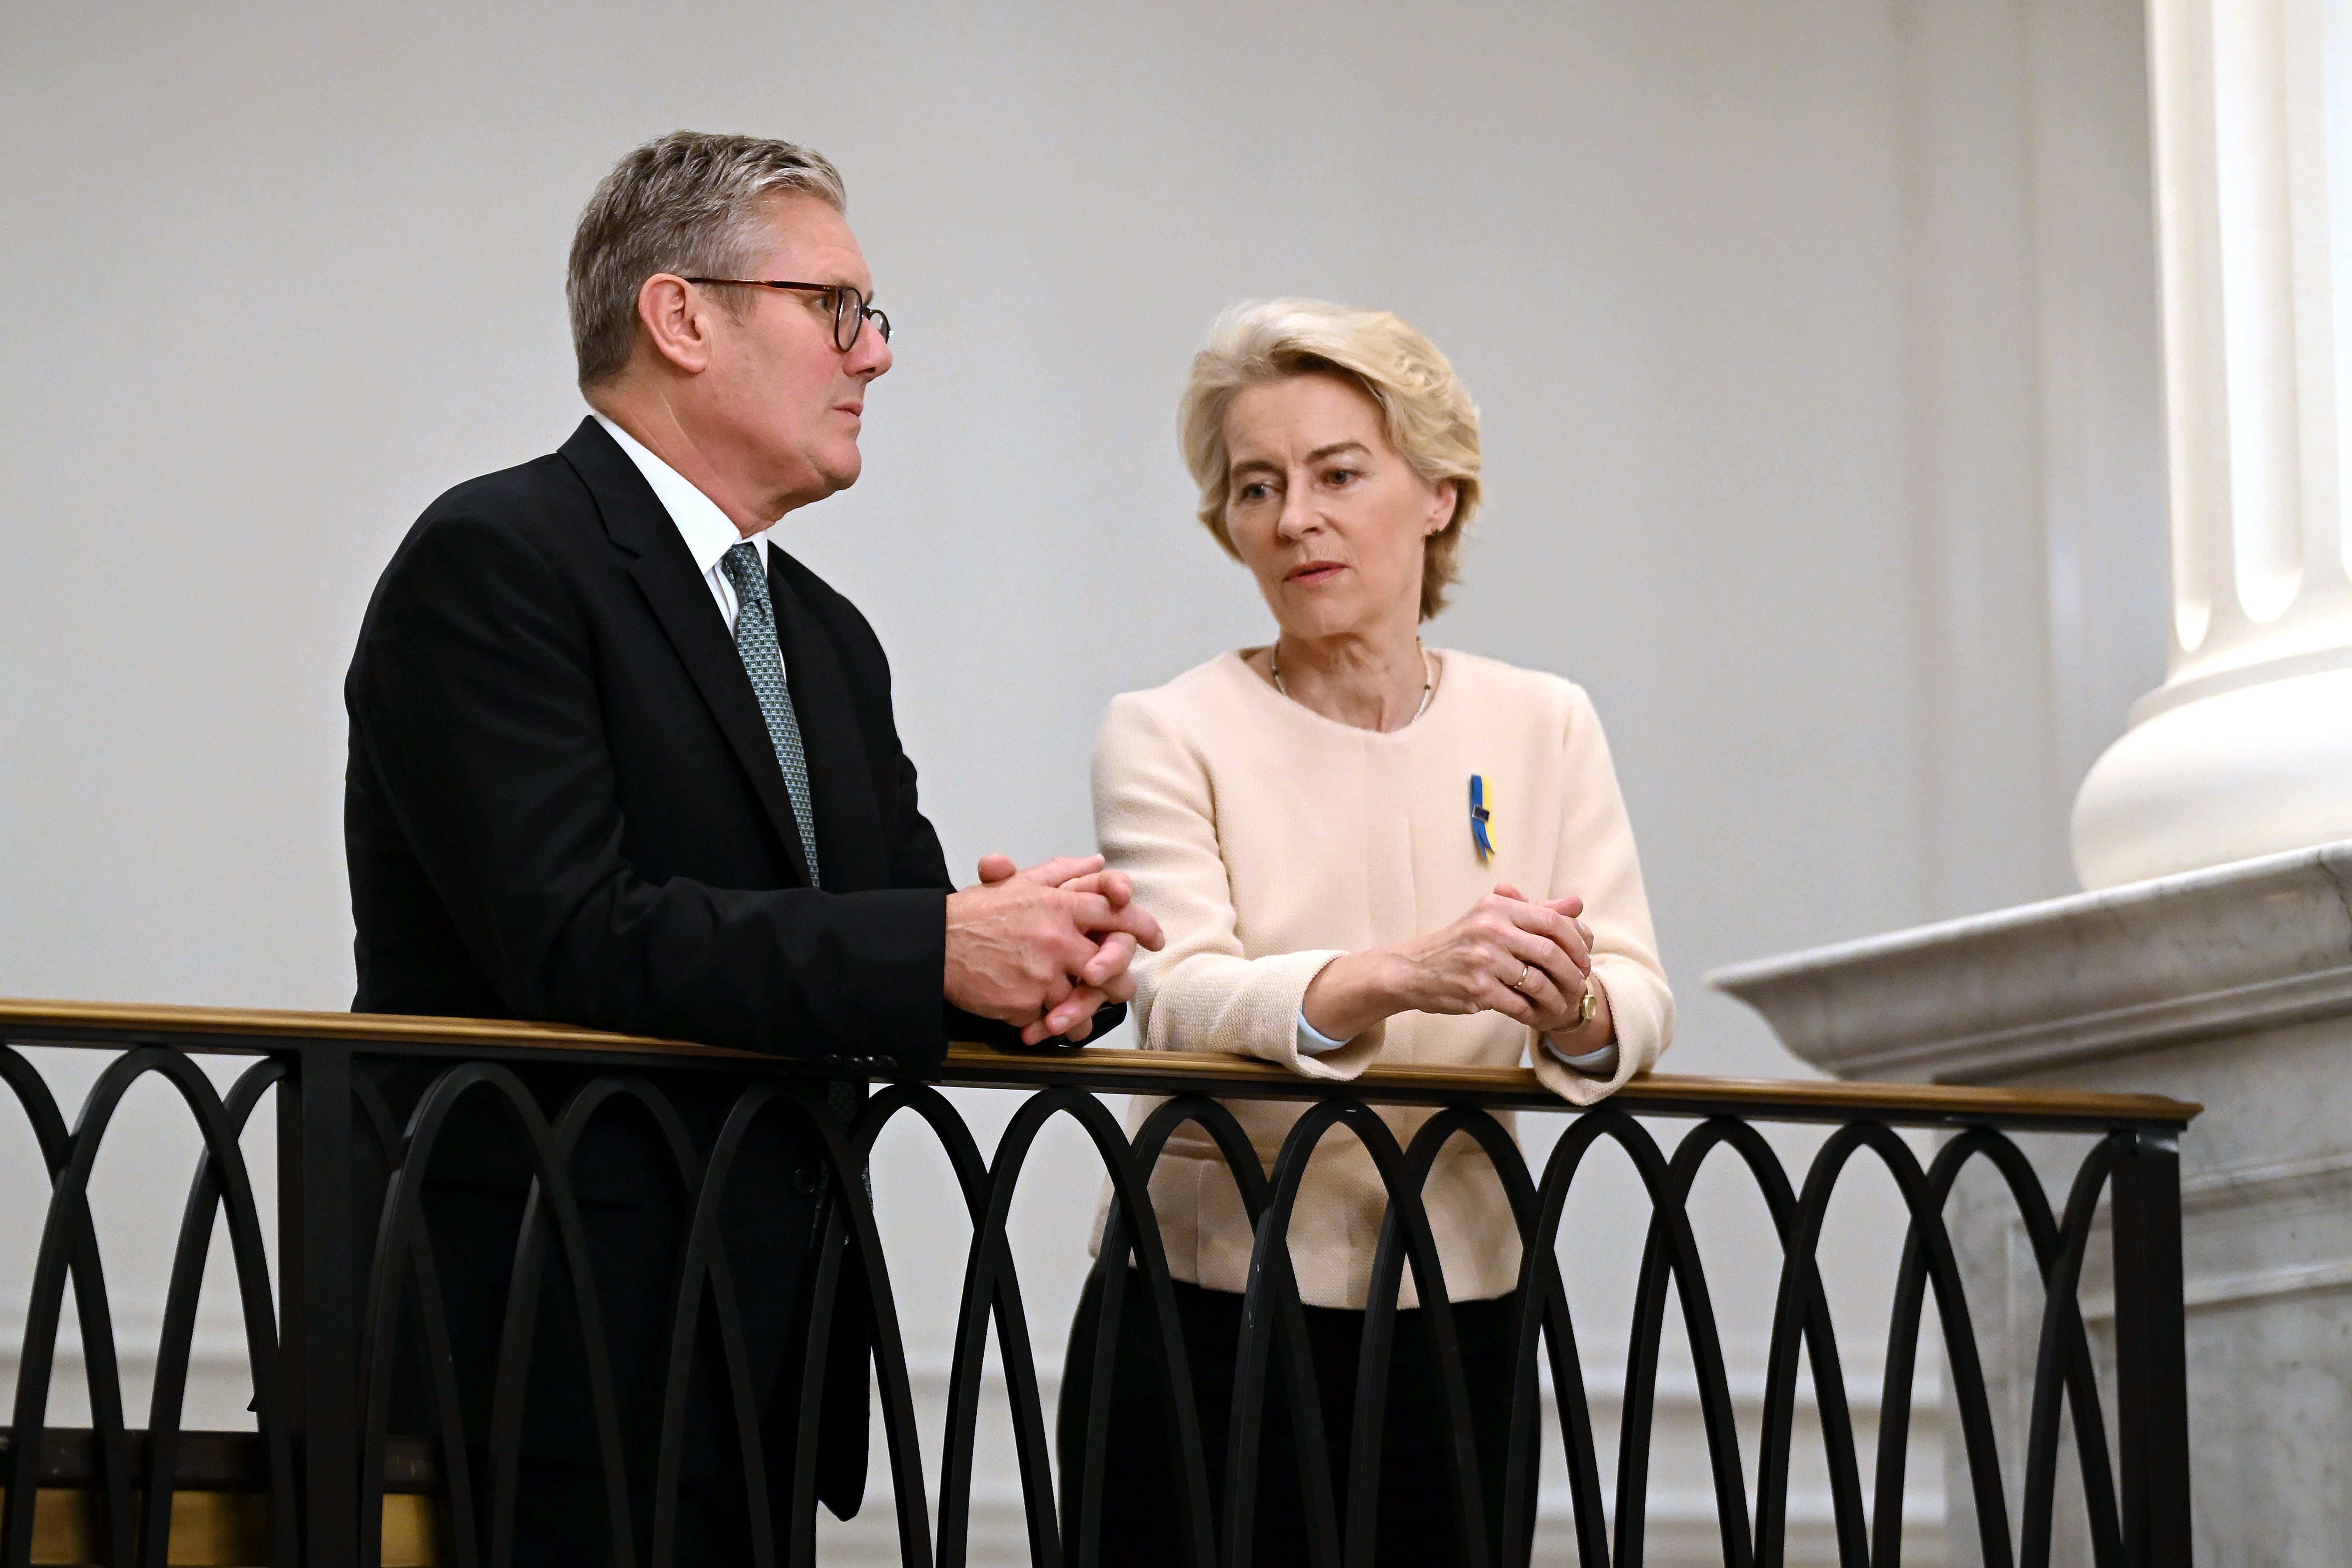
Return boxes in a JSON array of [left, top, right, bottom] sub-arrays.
[[1706, 838, 2352, 1084]]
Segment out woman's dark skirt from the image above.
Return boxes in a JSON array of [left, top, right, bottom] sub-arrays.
[[1057, 1267, 1535, 1567]]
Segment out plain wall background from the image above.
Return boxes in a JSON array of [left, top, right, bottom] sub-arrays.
[[0, 0, 2167, 1556], [0, 0, 2159, 1021]]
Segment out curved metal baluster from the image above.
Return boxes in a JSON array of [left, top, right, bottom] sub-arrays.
[[3, 1048, 194, 1567], [1220, 1100, 1363, 1568], [174, 1057, 300, 1568], [1232, 1099, 1481, 1568], [1411, 1107, 1569, 1568], [1049, 1090, 1260, 1568], [1865, 1128, 2128, 1568], [528, 1076, 779, 1568], [0, 1045, 140, 1567], [1336, 1104, 1528, 1568], [2017, 1133, 2129, 1568], [859, 1081, 1079, 1568], [705, 1078, 931, 1568], [1517, 1110, 1642, 1568], [780, 1193, 855, 1568], [1067, 1093, 1282, 1568], [810, 1079, 946, 1568], [1872, 1132, 1994, 1568], [359, 1064, 638, 1568], [1745, 1119, 1877, 1568], [138, 1056, 289, 1568], [423, 1073, 743, 1568], [1827, 1122, 2017, 1568], [402, 1209, 483, 1568], [1869, 1135, 1967, 1568], [1965, 1132, 2124, 1567], [1374, 1105, 1554, 1568], [1606, 1119, 1759, 1568], [1, 1045, 295, 1568], [923, 1087, 1295, 1568], [875, 1084, 1035, 1568]]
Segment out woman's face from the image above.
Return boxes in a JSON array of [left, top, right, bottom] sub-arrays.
[[1221, 372, 1456, 645]]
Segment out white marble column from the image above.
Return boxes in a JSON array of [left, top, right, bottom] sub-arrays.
[[2071, 0, 2352, 888]]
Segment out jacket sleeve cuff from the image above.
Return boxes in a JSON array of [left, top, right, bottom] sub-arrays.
[[828, 886, 953, 1074], [1260, 952, 1381, 1080], [1529, 960, 1673, 1106]]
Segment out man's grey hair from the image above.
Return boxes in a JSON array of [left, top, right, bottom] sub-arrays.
[[568, 131, 847, 389]]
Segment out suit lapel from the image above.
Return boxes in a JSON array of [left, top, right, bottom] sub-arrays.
[[767, 555, 887, 891], [559, 419, 815, 887]]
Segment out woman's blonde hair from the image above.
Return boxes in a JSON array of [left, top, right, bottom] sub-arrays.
[[1179, 298, 1483, 622]]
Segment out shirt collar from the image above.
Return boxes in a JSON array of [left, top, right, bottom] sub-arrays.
[[593, 412, 770, 574]]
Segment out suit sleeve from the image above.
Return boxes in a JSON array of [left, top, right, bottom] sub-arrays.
[[1526, 685, 1675, 1105], [348, 510, 949, 1069]]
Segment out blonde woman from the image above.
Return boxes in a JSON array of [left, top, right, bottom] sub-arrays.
[[1061, 299, 1675, 1565]]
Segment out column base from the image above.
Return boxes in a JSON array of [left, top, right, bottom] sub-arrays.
[[2071, 664, 2352, 890]]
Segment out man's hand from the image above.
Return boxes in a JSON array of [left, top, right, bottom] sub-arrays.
[[948, 852, 1163, 1046]]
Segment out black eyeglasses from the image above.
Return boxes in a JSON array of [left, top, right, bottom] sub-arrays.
[[682, 277, 892, 352]]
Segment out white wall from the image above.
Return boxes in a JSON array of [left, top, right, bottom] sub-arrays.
[[0, 2, 2165, 1561]]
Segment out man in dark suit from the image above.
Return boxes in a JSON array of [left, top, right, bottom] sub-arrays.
[[344, 132, 1159, 1562]]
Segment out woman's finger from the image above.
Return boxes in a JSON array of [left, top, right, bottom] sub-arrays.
[[1507, 963, 1577, 1032], [1494, 924, 1586, 994], [1503, 901, 1591, 972], [1480, 975, 1540, 1026]]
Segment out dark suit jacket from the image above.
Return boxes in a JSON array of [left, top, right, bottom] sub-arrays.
[[344, 416, 1104, 1527], [348, 415, 975, 1059]]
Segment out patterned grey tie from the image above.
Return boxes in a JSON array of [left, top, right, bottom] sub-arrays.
[[718, 542, 820, 887], [720, 543, 864, 1219]]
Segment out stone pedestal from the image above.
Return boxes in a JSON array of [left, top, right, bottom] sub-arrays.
[[1711, 841, 2352, 1564]]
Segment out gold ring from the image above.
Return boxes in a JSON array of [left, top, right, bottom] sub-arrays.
[[1511, 963, 1531, 992]]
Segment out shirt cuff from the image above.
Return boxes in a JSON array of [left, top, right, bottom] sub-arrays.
[[1542, 1035, 1620, 1077], [1295, 1009, 1353, 1056]]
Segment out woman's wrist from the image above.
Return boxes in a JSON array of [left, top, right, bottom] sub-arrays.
[[1299, 946, 1409, 1043], [1543, 972, 1614, 1053]]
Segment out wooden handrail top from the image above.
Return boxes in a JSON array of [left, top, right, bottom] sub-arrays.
[[0, 996, 2199, 1130]]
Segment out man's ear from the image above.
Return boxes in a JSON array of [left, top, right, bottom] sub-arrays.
[[636, 273, 716, 375]]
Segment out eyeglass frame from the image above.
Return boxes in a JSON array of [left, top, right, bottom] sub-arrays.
[[679, 277, 892, 353]]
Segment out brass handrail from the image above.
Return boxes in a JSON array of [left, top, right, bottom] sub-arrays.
[[0, 995, 2199, 1129]]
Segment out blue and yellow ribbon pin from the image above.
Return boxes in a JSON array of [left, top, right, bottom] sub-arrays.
[[1470, 774, 1495, 864]]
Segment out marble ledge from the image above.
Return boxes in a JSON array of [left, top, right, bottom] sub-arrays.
[[1704, 839, 2352, 1084]]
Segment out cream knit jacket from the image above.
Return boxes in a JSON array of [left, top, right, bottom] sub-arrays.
[[1090, 649, 1675, 1309]]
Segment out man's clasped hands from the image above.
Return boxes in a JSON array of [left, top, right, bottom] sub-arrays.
[[943, 853, 1166, 1046]]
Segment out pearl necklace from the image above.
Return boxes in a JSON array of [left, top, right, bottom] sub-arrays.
[[1270, 641, 1435, 725]]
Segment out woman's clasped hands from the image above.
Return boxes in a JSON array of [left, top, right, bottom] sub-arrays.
[[1299, 884, 1598, 1044]]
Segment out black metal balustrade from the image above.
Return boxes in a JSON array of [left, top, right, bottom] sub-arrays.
[[0, 999, 2196, 1568]]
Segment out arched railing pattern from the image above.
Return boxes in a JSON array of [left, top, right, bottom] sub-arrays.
[[0, 1001, 2195, 1568]]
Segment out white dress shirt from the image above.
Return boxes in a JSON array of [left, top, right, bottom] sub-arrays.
[[594, 413, 776, 638]]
